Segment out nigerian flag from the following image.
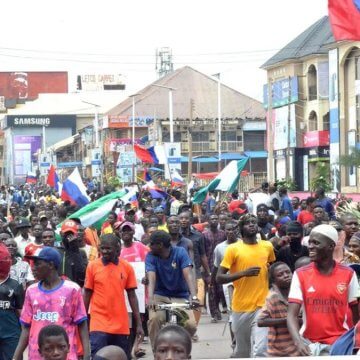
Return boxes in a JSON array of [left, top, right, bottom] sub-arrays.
[[192, 158, 248, 204]]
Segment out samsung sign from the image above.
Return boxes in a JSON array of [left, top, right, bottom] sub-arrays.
[[5, 115, 76, 128]]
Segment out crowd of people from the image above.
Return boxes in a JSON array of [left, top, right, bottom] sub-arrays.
[[1, 180, 360, 359]]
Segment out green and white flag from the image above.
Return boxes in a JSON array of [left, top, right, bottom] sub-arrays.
[[192, 158, 248, 204]]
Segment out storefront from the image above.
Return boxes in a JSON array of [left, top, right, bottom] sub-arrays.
[[3, 114, 76, 184]]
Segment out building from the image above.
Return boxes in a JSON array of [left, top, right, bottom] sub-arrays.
[[262, 16, 360, 193], [106, 66, 267, 181], [1, 92, 126, 184]]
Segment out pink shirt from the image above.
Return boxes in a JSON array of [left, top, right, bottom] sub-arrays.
[[120, 241, 149, 262], [20, 280, 87, 360]]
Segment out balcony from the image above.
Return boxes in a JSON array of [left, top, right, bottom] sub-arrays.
[[181, 141, 243, 153]]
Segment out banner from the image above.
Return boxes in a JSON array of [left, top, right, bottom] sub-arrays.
[[164, 142, 181, 180]]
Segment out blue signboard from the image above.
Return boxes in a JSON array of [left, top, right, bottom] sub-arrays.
[[263, 77, 299, 109]]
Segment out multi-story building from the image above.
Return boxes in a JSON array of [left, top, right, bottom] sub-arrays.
[[262, 16, 360, 192]]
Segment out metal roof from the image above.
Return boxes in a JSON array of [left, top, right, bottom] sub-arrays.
[[261, 16, 334, 69], [107, 66, 265, 120]]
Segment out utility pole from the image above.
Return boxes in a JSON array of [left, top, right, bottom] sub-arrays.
[[188, 99, 194, 181], [267, 78, 274, 181], [286, 76, 291, 179]]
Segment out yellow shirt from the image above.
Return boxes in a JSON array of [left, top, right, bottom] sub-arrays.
[[158, 223, 169, 233], [221, 240, 275, 312]]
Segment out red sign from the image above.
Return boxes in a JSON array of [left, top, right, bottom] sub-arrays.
[[107, 115, 130, 128], [0, 72, 68, 109], [303, 130, 329, 148]]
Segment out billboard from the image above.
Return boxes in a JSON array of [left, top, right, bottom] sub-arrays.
[[77, 74, 125, 91], [0, 72, 68, 109], [13, 135, 41, 176], [329, 48, 340, 192], [303, 130, 330, 148], [91, 148, 102, 178], [164, 142, 182, 180], [273, 105, 296, 150], [263, 77, 299, 109], [116, 151, 136, 183], [5, 114, 76, 129]]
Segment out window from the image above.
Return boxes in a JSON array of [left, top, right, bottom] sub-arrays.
[[192, 132, 209, 142], [243, 131, 266, 151], [308, 65, 318, 101], [323, 112, 330, 131], [308, 111, 318, 131], [221, 131, 236, 141]]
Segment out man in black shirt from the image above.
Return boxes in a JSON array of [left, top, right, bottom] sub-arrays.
[[276, 221, 309, 272], [0, 243, 24, 359]]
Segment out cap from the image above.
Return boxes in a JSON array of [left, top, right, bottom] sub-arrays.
[[38, 211, 47, 220], [154, 206, 164, 214], [125, 207, 136, 214], [120, 221, 135, 231], [311, 224, 339, 244], [16, 218, 31, 228], [25, 247, 61, 269], [61, 219, 78, 235]]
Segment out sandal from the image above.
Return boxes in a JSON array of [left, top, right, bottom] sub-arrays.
[[134, 348, 146, 358]]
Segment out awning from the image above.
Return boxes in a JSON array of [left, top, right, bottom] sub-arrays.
[[181, 156, 218, 163], [244, 151, 268, 158], [51, 134, 79, 151], [219, 152, 247, 160]]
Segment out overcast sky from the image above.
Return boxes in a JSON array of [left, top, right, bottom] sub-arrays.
[[1, 0, 328, 101]]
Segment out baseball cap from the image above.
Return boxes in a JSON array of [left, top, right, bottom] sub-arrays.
[[38, 211, 47, 220], [16, 218, 31, 228], [25, 247, 61, 269], [120, 221, 135, 231], [154, 206, 164, 214], [61, 219, 78, 235]]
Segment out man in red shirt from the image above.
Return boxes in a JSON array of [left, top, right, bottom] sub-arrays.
[[297, 197, 315, 225], [287, 224, 359, 356]]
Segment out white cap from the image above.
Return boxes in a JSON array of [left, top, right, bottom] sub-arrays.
[[311, 224, 339, 244]]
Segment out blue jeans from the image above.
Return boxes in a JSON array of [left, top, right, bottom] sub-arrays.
[[90, 331, 130, 359]]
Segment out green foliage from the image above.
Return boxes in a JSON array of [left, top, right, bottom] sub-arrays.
[[338, 147, 360, 168], [106, 176, 121, 189], [310, 162, 331, 192], [275, 178, 297, 191]]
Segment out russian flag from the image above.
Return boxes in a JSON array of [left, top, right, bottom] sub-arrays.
[[171, 169, 185, 187], [143, 169, 152, 182], [134, 144, 167, 164], [26, 172, 37, 184], [61, 168, 90, 207], [47, 165, 60, 192]]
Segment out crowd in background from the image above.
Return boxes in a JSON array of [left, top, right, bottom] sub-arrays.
[[1, 179, 360, 359]]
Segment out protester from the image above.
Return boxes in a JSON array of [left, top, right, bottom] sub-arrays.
[[84, 234, 143, 359], [315, 187, 336, 220], [276, 221, 309, 272], [14, 218, 34, 257], [94, 345, 128, 360], [153, 324, 192, 360], [257, 262, 300, 357], [4, 238, 35, 288], [203, 214, 226, 322], [287, 224, 359, 356], [38, 325, 70, 360], [0, 243, 24, 360], [146, 230, 198, 348], [13, 247, 90, 360], [217, 213, 276, 358]]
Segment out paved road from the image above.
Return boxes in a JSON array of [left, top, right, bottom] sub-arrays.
[[141, 312, 233, 359]]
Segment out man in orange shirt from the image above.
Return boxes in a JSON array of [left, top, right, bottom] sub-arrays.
[[84, 234, 144, 359]]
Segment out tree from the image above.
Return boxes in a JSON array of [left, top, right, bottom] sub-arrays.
[[338, 147, 360, 167], [310, 162, 331, 192]]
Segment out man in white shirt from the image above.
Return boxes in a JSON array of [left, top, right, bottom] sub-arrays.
[[14, 218, 34, 257]]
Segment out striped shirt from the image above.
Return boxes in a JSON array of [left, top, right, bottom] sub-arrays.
[[258, 285, 300, 357]]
